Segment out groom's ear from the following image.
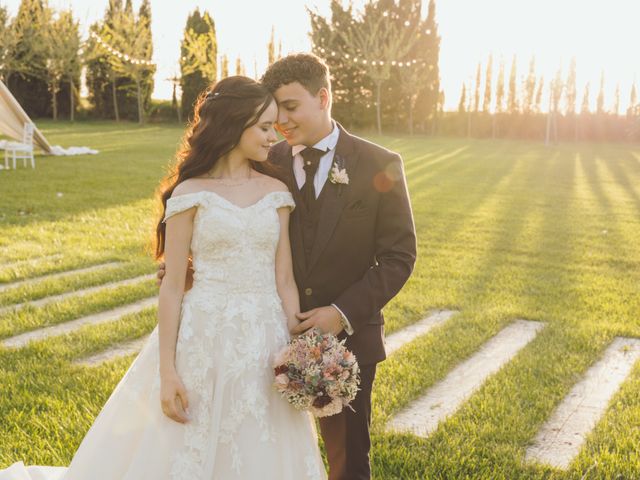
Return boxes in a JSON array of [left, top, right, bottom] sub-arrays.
[[317, 87, 331, 111]]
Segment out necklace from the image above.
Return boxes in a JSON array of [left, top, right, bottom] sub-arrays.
[[205, 168, 253, 186]]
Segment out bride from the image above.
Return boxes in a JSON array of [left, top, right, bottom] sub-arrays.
[[0, 76, 327, 480]]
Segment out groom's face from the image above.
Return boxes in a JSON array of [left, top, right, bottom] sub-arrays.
[[273, 82, 330, 147]]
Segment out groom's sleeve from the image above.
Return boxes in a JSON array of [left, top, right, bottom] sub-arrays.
[[332, 152, 417, 334]]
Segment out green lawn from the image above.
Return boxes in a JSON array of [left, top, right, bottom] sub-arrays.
[[1, 121, 639, 479]]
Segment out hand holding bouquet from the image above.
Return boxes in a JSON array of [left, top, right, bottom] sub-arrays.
[[273, 328, 360, 417]]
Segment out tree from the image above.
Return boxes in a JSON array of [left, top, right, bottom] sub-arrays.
[[581, 83, 591, 115], [102, 4, 155, 123], [395, 0, 434, 135], [613, 84, 620, 116], [220, 54, 229, 78], [180, 9, 216, 120], [181, 11, 217, 82], [235, 57, 245, 76], [458, 83, 466, 113], [84, 0, 123, 121], [473, 62, 481, 113], [411, 0, 441, 134], [309, 0, 373, 130], [545, 68, 563, 145], [534, 75, 544, 113], [628, 83, 637, 119], [268, 26, 276, 65], [492, 57, 505, 138], [84, 0, 153, 121], [523, 56, 536, 114], [0, 6, 21, 84], [44, 10, 81, 121], [167, 73, 181, 123], [324, 0, 422, 134], [507, 55, 518, 114], [6, 0, 51, 117], [495, 58, 505, 113], [565, 57, 577, 115], [596, 70, 605, 115], [482, 55, 493, 114]]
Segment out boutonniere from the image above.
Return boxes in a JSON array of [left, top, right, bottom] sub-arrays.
[[329, 157, 349, 185], [329, 156, 349, 197]]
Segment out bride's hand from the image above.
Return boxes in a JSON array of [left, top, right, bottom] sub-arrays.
[[160, 371, 190, 424]]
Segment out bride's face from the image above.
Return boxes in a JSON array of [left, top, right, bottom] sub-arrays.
[[237, 100, 278, 162]]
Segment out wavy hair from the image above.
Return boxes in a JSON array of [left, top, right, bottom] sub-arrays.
[[154, 76, 280, 259]]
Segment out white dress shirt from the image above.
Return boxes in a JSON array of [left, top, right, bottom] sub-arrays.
[[291, 121, 354, 335], [291, 121, 340, 197]]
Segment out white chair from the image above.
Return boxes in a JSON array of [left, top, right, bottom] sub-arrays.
[[4, 123, 35, 169]]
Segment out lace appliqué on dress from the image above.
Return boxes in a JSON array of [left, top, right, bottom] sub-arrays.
[[163, 190, 321, 479]]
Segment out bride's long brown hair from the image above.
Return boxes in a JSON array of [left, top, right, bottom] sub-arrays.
[[154, 76, 282, 259]]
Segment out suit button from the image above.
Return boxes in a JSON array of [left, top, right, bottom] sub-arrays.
[[305, 288, 313, 296]]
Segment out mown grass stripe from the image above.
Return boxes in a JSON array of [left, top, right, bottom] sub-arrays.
[[0, 274, 155, 316], [526, 336, 640, 469], [1, 296, 158, 348], [386, 319, 545, 437], [73, 335, 151, 367], [0, 254, 64, 271], [385, 309, 458, 355], [0, 262, 122, 294]]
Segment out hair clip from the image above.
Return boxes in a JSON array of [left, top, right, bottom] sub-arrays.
[[206, 91, 221, 101]]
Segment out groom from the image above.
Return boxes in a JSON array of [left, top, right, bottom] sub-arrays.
[[261, 53, 416, 480]]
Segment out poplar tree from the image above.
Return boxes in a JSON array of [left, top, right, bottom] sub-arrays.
[[482, 54, 492, 113], [180, 8, 217, 120], [523, 56, 536, 114], [473, 62, 481, 113], [507, 55, 518, 114], [458, 83, 466, 113], [596, 70, 605, 115]]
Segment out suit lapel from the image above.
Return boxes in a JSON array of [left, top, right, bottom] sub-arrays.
[[307, 124, 358, 273]]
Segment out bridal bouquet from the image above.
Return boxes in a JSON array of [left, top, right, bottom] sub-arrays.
[[273, 328, 360, 418]]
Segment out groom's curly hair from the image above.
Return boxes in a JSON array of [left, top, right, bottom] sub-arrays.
[[261, 53, 331, 96]]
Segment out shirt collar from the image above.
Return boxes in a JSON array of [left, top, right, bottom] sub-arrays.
[[291, 120, 339, 157]]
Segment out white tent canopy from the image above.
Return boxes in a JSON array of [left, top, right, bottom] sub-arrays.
[[0, 79, 52, 154]]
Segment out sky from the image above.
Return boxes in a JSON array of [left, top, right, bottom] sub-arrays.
[[3, 0, 639, 111]]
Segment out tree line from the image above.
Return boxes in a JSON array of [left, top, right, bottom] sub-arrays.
[[1, 0, 637, 142], [448, 55, 640, 142], [0, 1, 261, 124]]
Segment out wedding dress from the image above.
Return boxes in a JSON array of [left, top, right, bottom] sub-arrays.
[[1, 190, 327, 480]]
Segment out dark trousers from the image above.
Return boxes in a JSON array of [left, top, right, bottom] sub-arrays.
[[318, 364, 377, 480]]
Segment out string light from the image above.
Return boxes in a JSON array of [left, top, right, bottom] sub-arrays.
[[316, 9, 430, 70], [318, 44, 427, 69], [89, 31, 154, 67]]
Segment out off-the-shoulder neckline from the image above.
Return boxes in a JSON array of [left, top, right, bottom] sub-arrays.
[[169, 189, 292, 211]]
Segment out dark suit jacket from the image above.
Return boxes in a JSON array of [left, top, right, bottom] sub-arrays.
[[268, 124, 417, 365]]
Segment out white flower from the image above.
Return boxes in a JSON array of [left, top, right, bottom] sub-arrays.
[[329, 164, 349, 185]]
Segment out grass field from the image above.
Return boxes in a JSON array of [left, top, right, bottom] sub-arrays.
[[1, 121, 640, 479]]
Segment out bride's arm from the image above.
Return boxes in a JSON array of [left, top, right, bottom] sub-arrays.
[[158, 205, 195, 423], [274, 206, 300, 333]]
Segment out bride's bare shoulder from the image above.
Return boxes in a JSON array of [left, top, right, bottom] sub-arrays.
[[253, 172, 289, 194], [171, 178, 205, 197]]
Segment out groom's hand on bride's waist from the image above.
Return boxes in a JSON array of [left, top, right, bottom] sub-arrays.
[[290, 306, 343, 336], [156, 260, 194, 291]]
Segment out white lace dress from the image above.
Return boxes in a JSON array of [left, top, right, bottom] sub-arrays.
[[0, 190, 327, 480]]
